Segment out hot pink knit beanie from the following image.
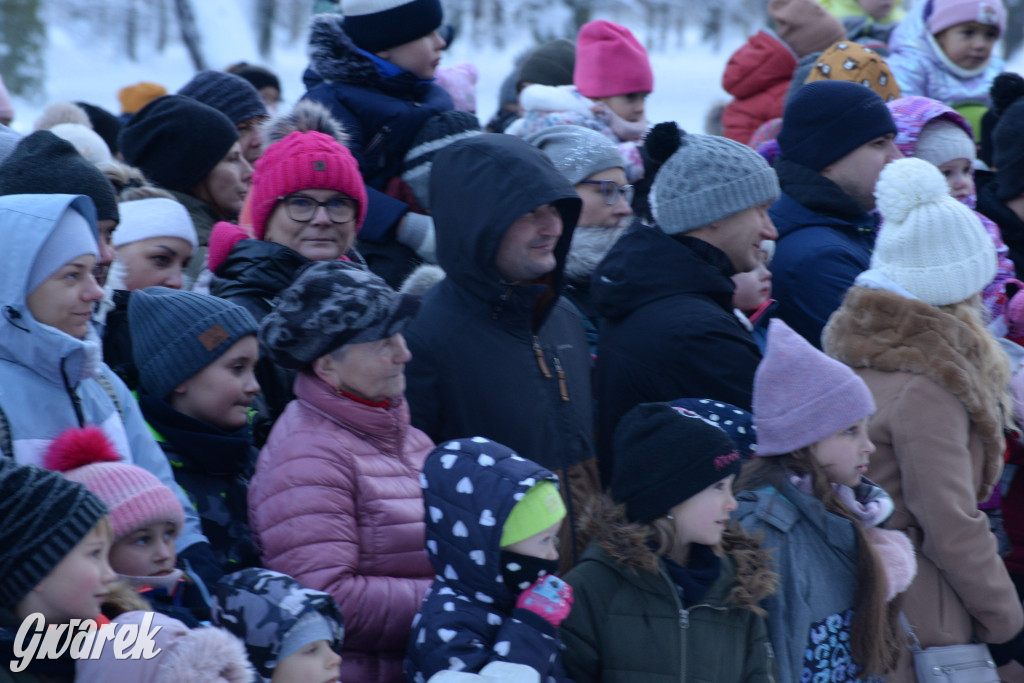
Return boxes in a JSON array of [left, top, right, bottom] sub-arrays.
[[574, 20, 654, 99], [249, 130, 368, 240], [927, 0, 1006, 35], [44, 427, 185, 542], [753, 319, 875, 457]]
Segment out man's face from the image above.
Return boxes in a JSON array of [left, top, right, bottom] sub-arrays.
[[494, 203, 563, 282], [820, 134, 903, 212], [693, 202, 778, 273], [93, 218, 117, 287]]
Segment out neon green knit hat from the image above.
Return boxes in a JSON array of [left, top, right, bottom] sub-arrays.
[[500, 480, 566, 547]]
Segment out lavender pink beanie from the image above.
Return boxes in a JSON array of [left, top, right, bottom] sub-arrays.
[[927, 0, 1006, 35], [574, 20, 653, 99], [753, 319, 875, 456]]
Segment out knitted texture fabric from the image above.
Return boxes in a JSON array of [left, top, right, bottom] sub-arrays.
[[926, 0, 1006, 35], [994, 98, 1024, 202], [118, 81, 167, 115], [258, 261, 419, 369], [341, 0, 443, 52], [500, 480, 566, 547], [768, 0, 847, 58], [0, 130, 119, 222], [401, 110, 482, 211], [804, 42, 901, 103], [226, 63, 281, 94], [871, 157, 996, 305], [130, 286, 259, 399], [753, 319, 876, 456], [527, 125, 626, 186], [0, 457, 108, 608], [119, 95, 239, 193], [574, 20, 654, 99], [914, 118, 977, 166], [518, 38, 576, 87], [435, 62, 479, 113], [49, 123, 113, 165], [44, 426, 185, 542], [114, 197, 198, 249], [778, 80, 897, 171], [610, 402, 743, 523], [75, 102, 122, 156], [249, 130, 368, 240], [650, 131, 780, 234], [178, 70, 268, 125]]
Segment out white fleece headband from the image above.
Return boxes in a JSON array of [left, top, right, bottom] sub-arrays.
[[113, 197, 198, 249]]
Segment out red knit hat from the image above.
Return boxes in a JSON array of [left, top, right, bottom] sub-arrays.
[[249, 130, 367, 240], [573, 20, 654, 99]]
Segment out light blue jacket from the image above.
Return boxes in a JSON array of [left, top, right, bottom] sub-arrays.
[[0, 194, 205, 552]]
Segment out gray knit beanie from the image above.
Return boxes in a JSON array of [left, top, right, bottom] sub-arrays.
[[650, 132, 780, 234], [178, 70, 268, 125], [259, 261, 419, 370], [526, 125, 625, 186], [130, 287, 259, 399], [0, 457, 108, 608]]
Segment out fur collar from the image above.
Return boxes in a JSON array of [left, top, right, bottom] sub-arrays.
[[307, 14, 380, 87], [823, 287, 1007, 490], [578, 496, 776, 612]]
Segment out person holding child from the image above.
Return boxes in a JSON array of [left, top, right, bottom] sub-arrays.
[[560, 402, 779, 681], [823, 157, 1024, 680]]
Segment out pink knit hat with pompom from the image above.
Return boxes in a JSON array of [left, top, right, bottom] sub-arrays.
[[574, 20, 653, 99], [249, 130, 367, 241]]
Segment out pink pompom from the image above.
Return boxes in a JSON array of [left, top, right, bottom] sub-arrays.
[[43, 426, 121, 473]]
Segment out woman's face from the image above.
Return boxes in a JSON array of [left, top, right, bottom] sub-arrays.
[[26, 254, 104, 339], [115, 237, 193, 291], [315, 333, 412, 403], [263, 188, 359, 261], [191, 142, 252, 219]]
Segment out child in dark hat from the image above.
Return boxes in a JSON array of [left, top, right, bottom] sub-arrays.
[[560, 402, 779, 681]]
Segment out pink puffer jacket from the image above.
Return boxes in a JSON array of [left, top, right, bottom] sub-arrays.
[[248, 371, 434, 683]]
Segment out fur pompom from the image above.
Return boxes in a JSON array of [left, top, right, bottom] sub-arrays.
[[643, 121, 685, 165], [874, 157, 950, 224], [33, 101, 91, 131], [991, 72, 1024, 116], [43, 426, 121, 472], [156, 626, 255, 683]]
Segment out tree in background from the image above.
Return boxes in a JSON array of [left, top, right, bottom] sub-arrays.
[[0, 0, 47, 101]]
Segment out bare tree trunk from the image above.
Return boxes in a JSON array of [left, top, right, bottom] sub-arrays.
[[125, 0, 138, 61], [157, 0, 169, 52], [257, 0, 275, 59], [173, 0, 207, 71]]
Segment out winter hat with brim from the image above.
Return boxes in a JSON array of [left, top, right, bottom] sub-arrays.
[[915, 118, 977, 166], [768, 0, 847, 58], [0, 131, 119, 223], [250, 130, 367, 240], [574, 20, 653, 99], [804, 42, 901, 103], [611, 402, 743, 523], [527, 125, 626, 187], [28, 208, 99, 295], [870, 157, 996, 305], [45, 427, 185, 542], [341, 0, 443, 53], [500, 480, 566, 547], [754, 319, 875, 456], [114, 197, 198, 249], [119, 95, 239, 193], [130, 287, 259, 399], [259, 261, 419, 370], [927, 0, 1005, 35], [650, 131, 779, 234], [779, 80, 896, 171], [178, 70, 268, 125], [0, 457, 108, 609], [402, 111, 482, 211]]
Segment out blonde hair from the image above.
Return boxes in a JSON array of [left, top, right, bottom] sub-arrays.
[[96, 160, 175, 202]]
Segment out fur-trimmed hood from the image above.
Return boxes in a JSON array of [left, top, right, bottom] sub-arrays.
[[306, 14, 380, 87], [823, 286, 1008, 486], [577, 495, 777, 612]]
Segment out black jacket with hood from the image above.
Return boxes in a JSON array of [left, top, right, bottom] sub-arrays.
[[403, 134, 601, 569]]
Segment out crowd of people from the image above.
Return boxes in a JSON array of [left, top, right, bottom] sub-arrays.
[[3, 0, 1024, 680]]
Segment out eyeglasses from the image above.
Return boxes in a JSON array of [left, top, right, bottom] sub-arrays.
[[579, 180, 635, 206], [277, 194, 357, 224]]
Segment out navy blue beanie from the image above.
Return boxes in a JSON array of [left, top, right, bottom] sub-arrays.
[[178, 70, 268, 125], [778, 80, 897, 171], [342, 0, 443, 53]]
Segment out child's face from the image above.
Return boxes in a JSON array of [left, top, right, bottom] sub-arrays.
[[502, 519, 562, 560], [271, 639, 341, 683], [937, 157, 975, 200], [108, 520, 179, 577], [116, 237, 193, 291], [17, 520, 116, 623], [857, 0, 895, 21], [597, 92, 650, 123], [376, 30, 447, 81], [936, 21, 999, 70], [169, 335, 260, 431], [731, 255, 772, 311], [26, 253, 104, 340], [809, 416, 875, 488], [668, 474, 737, 549]]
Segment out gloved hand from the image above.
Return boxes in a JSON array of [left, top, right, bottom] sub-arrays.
[[515, 575, 573, 627], [398, 212, 437, 264]]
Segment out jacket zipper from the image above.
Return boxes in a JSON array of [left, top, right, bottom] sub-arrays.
[[364, 125, 391, 157], [659, 566, 688, 682]]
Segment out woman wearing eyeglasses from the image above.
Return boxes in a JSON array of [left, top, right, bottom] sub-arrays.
[[209, 130, 368, 443]]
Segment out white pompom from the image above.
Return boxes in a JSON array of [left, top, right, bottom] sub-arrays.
[[875, 157, 951, 224]]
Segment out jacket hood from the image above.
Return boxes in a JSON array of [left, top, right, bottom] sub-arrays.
[[577, 494, 776, 611], [889, 95, 974, 158], [421, 437, 562, 607], [212, 567, 346, 683], [591, 226, 736, 321], [0, 194, 100, 385], [722, 30, 797, 100], [428, 134, 581, 318]]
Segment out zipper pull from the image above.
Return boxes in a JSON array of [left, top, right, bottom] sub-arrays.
[[553, 356, 569, 401], [532, 336, 551, 378], [679, 608, 689, 629]]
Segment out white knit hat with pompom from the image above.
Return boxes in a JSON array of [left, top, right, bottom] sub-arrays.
[[872, 157, 995, 306]]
